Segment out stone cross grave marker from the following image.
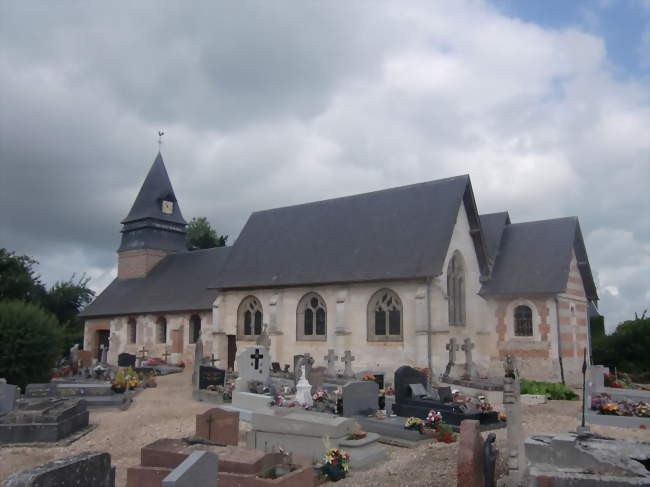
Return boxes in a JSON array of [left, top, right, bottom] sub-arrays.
[[137, 346, 148, 367], [444, 338, 459, 377], [341, 350, 355, 377], [324, 349, 339, 377], [196, 407, 239, 446], [162, 347, 171, 363], [461, 338, 475, 378], [0, 382, 18, 415]]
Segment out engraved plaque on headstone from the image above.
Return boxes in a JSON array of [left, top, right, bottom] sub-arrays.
[[199, 366, 225, 390]]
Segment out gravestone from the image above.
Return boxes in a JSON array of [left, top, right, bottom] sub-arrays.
[[0, 383, 19, 415], [341, 350, 355, 377], [162, 450, 218, 487], [437, 386, 453, 403], [309, 366, 326, 395], [193, 338, 204, 387], [198, 366, 225, 390], [196, 407, 239, 446], [342, 381, 379, 417], [461, 338, 476, 378], [444, 337, 458, 377], [235, 346, 269, 392], [323, 349, 338, 377], [3, 451, 115, 487], [271, 362, 281, 373], [118, 353, 136, 368]]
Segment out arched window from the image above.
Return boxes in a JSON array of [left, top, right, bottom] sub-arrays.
[[190, 314, 201, 344], [447, 251, 466, 326], [156, 317, 167, 343], [127, 318, 137, 344], [367, 289, 403, 341], [238, 296, 263, 339], [297, 293, 327, 341], [514, 305, 533, 337]]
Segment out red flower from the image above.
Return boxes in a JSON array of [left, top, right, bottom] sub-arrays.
[[640, 425, 647, 430]]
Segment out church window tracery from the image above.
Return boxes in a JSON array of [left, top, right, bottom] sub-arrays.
[[297, 293, 326, 341], [368, 289, 403, 341], [514, 305, 533, 337], [447, 251, 466, 326], [238, 296, 263, 339], [189, 314, 201, 344], [156, 317, 167, 344]]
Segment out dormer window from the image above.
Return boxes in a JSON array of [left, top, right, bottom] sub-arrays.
[[161, 200, 174, 214]]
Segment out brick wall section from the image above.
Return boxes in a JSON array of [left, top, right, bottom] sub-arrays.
[[118, 249, 170, 279]]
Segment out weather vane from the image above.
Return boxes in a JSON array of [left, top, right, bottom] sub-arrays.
[[157, 130, 165, 149]]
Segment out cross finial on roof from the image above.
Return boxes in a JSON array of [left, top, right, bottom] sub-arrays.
[[157, 130, 164, 149]]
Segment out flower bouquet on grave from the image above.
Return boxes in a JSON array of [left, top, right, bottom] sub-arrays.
[[320, 447, 350, 481], [433, 423, 456, 443], [360, 373, 376, 382], [312, 390, 331, 412], [599, 402, 620, 415], [591, 392, 610, 410], [635, 402, 650, 418], [424, 410, 443, 430], [404, 417, 424, 433], [498, 412, 507, 422], [604, 373, 625, 388]]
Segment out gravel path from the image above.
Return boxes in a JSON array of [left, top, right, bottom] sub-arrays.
[[1, 370, 648, 486]]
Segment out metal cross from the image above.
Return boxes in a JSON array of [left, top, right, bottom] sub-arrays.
[[162, 347, 171, 363], [250, 348, 264, 370], [205, 413, 214, 440], [210, 354, 220, 366], [157, 130, 164, 149], [138, 347, 148, 360]]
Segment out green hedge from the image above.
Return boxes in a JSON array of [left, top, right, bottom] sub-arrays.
[[0, 300, 62, 389], [520, 379, 579, 400]]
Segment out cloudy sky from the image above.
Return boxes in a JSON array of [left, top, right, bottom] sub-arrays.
[[1, 0, 648, 331]]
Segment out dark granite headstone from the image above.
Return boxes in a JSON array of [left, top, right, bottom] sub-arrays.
[[437, 386, 453, 403], [393, 365, 499, 427], [3, 451, 115, 486], [342, 381, 379, 417], [309, 366, 326, 394], [117, 353, 136, 368], [0, 383, 18, 415], [409, 383, 430, 398], [198, 366, 225, 390], [271, 362, 281, 373]]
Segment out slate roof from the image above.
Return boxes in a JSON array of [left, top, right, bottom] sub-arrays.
[[211, 175, 487, 289], [479, 212, 511, 264], [480, 217, 598, 301], [80, 247, 230, 318], [122, 152, 187, 225]]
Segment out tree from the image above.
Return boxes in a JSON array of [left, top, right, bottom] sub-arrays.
[[592, 311, 650, 374], [0, 300, 62, 389], [186, 216, 228, 250], [0, 248, 46, 304]]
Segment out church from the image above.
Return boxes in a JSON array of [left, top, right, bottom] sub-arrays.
[[81, 152, 598, 386]]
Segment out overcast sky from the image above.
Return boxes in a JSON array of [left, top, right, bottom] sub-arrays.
[[1, 1, 648, 331]]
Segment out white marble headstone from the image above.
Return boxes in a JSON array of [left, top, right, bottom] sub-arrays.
[[235, 346, 270, 392]]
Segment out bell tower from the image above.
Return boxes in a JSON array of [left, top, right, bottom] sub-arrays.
[[117, 152, 187, 279]]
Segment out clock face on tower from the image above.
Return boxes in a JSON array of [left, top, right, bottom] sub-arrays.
[[161, 200, 174, 215]]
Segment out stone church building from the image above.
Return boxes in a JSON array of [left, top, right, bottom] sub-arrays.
[[82, 152, 598, 385]]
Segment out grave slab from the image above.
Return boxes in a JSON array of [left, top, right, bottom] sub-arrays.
[[338, 432, 387, 470], [3, 451, 115, 487], [162, 450, 218, 487], [342, 381, 379, 417]]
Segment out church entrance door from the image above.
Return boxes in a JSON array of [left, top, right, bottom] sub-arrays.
[[96, 330, 110, 361], [227, 335, 236, 371]]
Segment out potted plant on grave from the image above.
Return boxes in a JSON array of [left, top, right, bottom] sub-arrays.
[[424, 409, 443, 431], [320, 447, 350, 481], [599, 402, 620, 415], [635, 402, 650, 417], [112, 369, 127, 393]]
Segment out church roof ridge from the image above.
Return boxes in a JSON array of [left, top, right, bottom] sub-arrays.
[[121, 151, 187, 226], [250, 174, 470, 216]]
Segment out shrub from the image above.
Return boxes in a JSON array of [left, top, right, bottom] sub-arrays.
[[0, 300, 62, 390], [520, 379, 579, 400]]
